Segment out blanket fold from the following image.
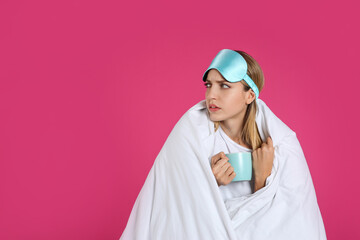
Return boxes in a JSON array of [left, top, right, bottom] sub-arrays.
[[120, 99, 327, 240]]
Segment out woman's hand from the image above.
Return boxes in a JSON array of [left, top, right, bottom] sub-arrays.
[[211, 151, 236, 186], [252, 136, 275, 192]]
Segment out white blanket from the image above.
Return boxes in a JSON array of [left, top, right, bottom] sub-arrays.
[[120, 98, 327, 240]]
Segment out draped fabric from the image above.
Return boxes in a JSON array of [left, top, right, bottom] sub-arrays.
[[120, 98, 327, 240]]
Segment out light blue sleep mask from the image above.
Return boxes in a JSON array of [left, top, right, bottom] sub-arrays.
[[202, 49, 259, 99]]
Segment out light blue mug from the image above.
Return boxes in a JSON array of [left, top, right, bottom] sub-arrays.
[[225, 152, 252, 181]]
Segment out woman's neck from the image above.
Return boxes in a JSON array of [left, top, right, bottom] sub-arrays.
[[219, 121, 243, 143], [218, 110, 252, 149]]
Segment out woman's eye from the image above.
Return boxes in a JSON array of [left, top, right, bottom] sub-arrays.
[[203, 83, 230, 88]]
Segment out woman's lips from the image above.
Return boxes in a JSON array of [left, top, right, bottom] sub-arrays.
[[209, 107, 220, 112]]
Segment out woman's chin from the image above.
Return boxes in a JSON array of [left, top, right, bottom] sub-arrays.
[[209, 115, 222, 122]]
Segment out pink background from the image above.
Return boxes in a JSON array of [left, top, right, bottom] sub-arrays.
[[1, 0, 359, 239]]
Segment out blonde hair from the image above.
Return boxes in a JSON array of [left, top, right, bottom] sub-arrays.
[[213, 50, 265, 150]]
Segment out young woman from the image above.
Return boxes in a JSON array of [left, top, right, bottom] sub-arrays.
[[120, 49, 327, 240], [203, 50, 274, 199]]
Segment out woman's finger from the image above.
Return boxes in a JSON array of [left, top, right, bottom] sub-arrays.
[[213, 159, 229, 172], [211, 152, 225, 167], [225, 165, 234, 176]]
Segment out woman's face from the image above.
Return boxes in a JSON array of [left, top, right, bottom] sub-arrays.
[[204, 69, 254, 123]]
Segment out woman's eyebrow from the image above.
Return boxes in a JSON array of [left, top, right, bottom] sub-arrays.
[[205, 79, 228, 83]]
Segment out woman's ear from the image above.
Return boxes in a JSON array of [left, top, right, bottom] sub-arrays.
[[246, 89, 256, 104]]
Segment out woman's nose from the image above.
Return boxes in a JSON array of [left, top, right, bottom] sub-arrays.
[[206, 86, 218, 99]]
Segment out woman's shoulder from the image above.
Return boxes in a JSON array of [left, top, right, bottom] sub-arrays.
[[255, 98, 296, 146], [174, 99, 213, 138]]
